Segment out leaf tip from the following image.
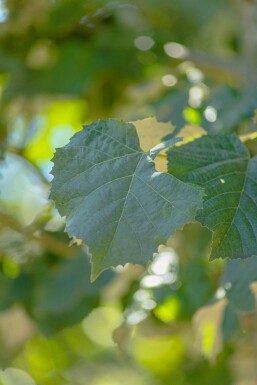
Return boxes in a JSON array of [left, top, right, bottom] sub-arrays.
[[90, 262, 103, 282]]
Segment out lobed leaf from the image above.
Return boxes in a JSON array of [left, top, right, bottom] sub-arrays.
[[167, 134, 257, 260], [50, 119, 203, 280]]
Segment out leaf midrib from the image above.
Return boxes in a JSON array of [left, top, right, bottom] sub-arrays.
[[52, 152, 142, 200], [99, 153, 144, 268], [211, 161, 249, 258]]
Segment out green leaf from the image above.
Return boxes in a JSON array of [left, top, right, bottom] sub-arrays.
[[221, 256, 257, 312], [29, 251, 113, 334], [167, 134, 257, 260], [50, 119, 203, 280], [222, 304, 240, 341]]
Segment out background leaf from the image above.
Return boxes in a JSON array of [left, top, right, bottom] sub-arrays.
[[167, 134, 257, 260]]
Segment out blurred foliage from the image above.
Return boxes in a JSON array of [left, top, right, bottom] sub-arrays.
[[0, 0, 257, 384]]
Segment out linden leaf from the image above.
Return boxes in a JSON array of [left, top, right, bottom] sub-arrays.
[[167, 134, 257, 260], [50, 119, 203, 280]]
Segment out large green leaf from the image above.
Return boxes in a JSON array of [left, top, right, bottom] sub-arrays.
[[50, 119, 203, 280], [167, 134, 257, 260]]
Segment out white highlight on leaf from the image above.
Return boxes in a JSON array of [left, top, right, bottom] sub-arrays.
[[126, 309, 147, 325], [186, 68, 203, 83], [215, 287, 226, 299], [0, 0, 8, 23], [189, 86, 205, 108], [220, 178, 225, 184], [134, 36, 155, 51], [224, 282, 232, 290], [151, 250, 176, 275], [141, 299, 156, 310], [141, 275, 164, 288], [164, 42, 188, 59], [204, 106, 217, 122], [133, 289, 150, 302], [161, 74, 177, 87], [141, 247, 178, 288]]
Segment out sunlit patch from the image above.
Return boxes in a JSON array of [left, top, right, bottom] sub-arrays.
[[215, 287, 226, 299], [141, 248, 178, 289], [8, 115, 40, 149], [50, 125, 75, 149], [114, 264, 125, 273], [161, 74, 177, 87], [131, 334, 185, 377], [0, 154, 49, 225], [186, 68, 203, 83], [193, 299, 227, 361], [202, 323, 215, 357], [240, 131, 257, 142], [0, 0, 8, 23], [134, 36, 155, 51], [151, 250, 177, 275], [163, 42, 188, 59], [178, 60, 194, 73], [0, 368, 36, 385], [154, 297, 180, 322], [82, 307, 123, 347], [126, 309, 148, 325], [161, 272, 177, 284], [151, 171, 161, 178], [133, 289, 150, 302], [69, 236, 82, 246], [220, 178, 225, 184], [183, 107, 200, 125], [2, 258, 20, 278], [44, 207, 65, 231], [130, 290, 157, 322], [224, 282, 232, 290], [141, 299, 156, 310], [204, 106, 217, 122], [24, 99, 86, 164], [141, 275, 164, 288], [189, 86, 205, 108]]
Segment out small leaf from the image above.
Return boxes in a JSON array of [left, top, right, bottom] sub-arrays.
[[167, 134, 257, 260], [50, 119, 203, 280]]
